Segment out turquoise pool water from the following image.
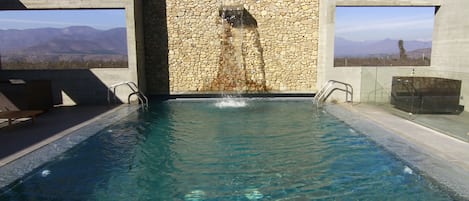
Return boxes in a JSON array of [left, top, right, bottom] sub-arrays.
[[0, 99, 455, 200]]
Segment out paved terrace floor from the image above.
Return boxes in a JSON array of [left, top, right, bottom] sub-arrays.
[[326, 103, 469, 200], [379, 104, 469, 142]]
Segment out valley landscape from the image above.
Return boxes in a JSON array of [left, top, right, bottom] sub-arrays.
[[334, 37, 432, 67], [0, 26, 128, 69]]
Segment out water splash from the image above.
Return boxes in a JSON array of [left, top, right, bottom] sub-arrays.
[[244, 188, 264, 200], [215, 96, 248, 108], [404, 166, 414, 175], [184, 190, 206, 201], [41, 170, 51, 177]]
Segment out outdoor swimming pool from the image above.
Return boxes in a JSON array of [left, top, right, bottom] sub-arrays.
[[0, 99, 456, 200]]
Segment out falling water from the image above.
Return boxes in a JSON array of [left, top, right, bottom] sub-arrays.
[[213, 1, 247, 106], [206, 0, 267, 92], [208, 0, 268, 107], [213, 2, 246, 93]]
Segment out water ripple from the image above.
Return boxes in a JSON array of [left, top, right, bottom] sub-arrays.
[[0, 100, 454, 201]]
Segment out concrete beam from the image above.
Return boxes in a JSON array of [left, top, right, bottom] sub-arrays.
[[0, 0, 126, 9]]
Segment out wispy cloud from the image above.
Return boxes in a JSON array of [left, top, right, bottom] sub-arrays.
[[0, 18, 114, 30], [336, 18, 433, 34], [0, 18, 80, 27]]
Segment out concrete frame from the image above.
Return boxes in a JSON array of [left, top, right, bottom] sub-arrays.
[[0, 0, 145, 105], [3, 0, 468, 110], [318, 0, 469, 112]]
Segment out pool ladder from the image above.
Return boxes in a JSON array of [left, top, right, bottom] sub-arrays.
[[314, 80, 353, 107], [108, 81, 149, 109]]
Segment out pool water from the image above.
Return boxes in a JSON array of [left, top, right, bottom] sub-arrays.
[[0, 99, 455, 200]]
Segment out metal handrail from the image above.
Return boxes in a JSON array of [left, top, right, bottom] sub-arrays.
[[314, 80, 353, 107], [108, 81, 148, 109]]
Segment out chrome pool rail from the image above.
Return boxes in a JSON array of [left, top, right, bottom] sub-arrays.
[[107, 81, 148, 109], [314, 80, 353, 107]]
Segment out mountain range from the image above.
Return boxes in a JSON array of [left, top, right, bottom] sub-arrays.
[[334, 37, 432, 58], [0, 26, 127, 63], [1, 27, 431, 64]]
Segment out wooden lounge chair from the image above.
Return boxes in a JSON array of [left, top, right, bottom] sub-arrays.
[[0, 110, 43, 126]]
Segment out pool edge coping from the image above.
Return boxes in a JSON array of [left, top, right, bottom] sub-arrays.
[[326, 103, 469, 200]]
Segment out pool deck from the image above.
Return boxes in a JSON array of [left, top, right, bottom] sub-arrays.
[[0, 106, 115, 163], [326, 103, 469, 200]]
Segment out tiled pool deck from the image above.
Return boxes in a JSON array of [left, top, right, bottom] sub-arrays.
[[379, 104, 469, 142], [0, 101, 468, 199]]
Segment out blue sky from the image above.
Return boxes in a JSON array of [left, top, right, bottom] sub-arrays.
[[335, 7, 435, 41], [0, 7, 434, 41], [0, 9, 126, 30]]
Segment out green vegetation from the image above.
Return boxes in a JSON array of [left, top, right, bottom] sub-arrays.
[[1, 60, 128, 70], [334, 57, 430, 67], [334, 40, 430, 67]]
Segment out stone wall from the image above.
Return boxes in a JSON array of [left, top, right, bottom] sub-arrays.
[[146, 0, 320, 94]]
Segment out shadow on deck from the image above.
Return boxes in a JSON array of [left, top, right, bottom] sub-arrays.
[[0, 105, 117, 161]]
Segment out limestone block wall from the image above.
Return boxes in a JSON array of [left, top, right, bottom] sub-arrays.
[[162, 0, 319, 94]]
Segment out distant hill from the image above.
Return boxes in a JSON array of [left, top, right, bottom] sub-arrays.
[[406, 48, 431, 59], [334, 37, 432, 58], [0, 26, 127, 64]]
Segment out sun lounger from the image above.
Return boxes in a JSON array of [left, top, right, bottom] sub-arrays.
[[0, 110, 43, 126]]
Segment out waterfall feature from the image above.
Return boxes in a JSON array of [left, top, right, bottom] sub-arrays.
[[205, 1, 267, 94], [217, 4, 245, 93]]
